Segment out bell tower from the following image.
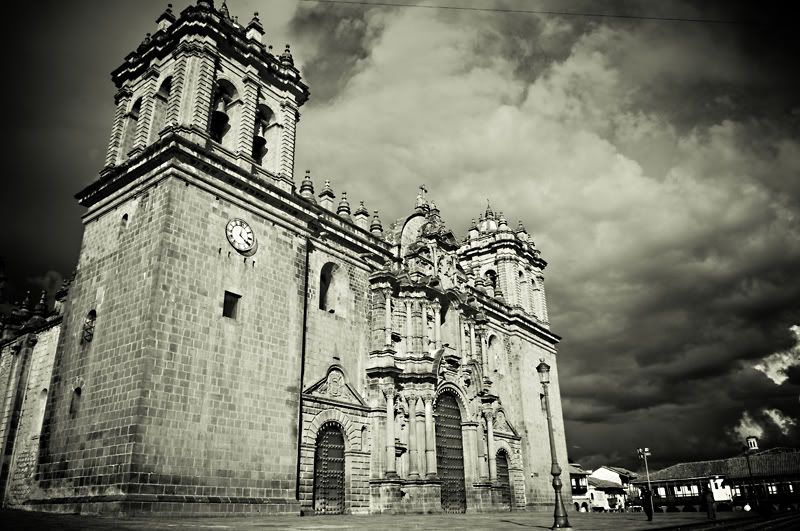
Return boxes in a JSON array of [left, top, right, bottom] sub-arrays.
[[103, 0, 308, 189], [34, 1, 314, 516]]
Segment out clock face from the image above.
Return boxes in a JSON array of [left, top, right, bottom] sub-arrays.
[[225, 218, 257, 255]]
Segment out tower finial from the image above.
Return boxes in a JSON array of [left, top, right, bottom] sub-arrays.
[[370, 210, 384, 237], [337, 191, 351, 220], [299, 170, 315, 202], [281, 44, 294, 66]]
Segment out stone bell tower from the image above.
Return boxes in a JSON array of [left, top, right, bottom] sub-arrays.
[[104, 0, 308, 189], [459, 204, 549, 325], [31, 1, 312, 516]]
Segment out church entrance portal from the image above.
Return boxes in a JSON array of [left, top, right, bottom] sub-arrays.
[[434, 392, 467, 513], [496, 448, 512, 510], [313, 422, 345, 514]]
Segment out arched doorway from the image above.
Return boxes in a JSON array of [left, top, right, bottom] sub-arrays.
[[313, 422, 345, 514], [435, 392, 466, 513], [496, 448, 512, 510]]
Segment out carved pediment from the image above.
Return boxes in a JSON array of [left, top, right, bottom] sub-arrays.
[[304, 366, 367, 407], [493, 410, 518, 436]]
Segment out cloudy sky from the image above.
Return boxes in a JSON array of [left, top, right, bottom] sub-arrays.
[[2, 0, 798, 471]]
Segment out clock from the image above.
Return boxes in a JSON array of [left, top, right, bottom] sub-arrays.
[[225, 218, 257, 255]]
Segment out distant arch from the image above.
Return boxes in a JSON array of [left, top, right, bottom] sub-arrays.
[[319, 262, 348, 317], [120, 97, 142, 159], [252, 103, 277, 165], [149, 76, 172, 142], [209, 78, 239, 149]]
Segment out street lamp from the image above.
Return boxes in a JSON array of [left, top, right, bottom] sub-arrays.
[[537, 360, 572, 530], [637, 447, 654, 517]]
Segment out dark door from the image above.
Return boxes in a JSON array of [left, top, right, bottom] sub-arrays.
[[496, 448, 512, 510], [313, 422, 345, 514], [435, 392, 467, 513]]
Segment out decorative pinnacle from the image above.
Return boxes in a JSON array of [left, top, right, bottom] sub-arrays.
[[156, 3, 176, 25], [220, 0, 230, 19], [370, 210, 384, 236], [281, 44, 294, 65], [516, 220, 526, 233], [470, 218, 478, 230], [355, 200, 369, 217], [337, 191, 351, 219], [34, 290, 47, 317], [319, 179, 335, 199], [299, 170, 315, 201]]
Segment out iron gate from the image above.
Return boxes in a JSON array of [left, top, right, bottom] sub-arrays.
[[313, 422, 345, 515], [496, 448, 512, 510], [435, 393, 467, 513]]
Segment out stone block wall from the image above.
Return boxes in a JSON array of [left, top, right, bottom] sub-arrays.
[[5, 325, 61, 505]]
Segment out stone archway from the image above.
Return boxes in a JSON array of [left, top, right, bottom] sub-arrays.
[[496, 448, 512, 510], [435, 391, 466, 513], [312, 421, 346, 514]]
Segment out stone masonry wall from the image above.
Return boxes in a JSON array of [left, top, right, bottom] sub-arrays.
[[5, 325, 61, 504]]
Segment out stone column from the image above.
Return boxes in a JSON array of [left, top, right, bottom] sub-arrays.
[[279, 99, 298, 179], [415, 401, 426, 474], [132, 69, 159, 153], [480, 328, 490, 375], [477, 418, 489, 481], [412, 300, 423, 357], [384, 290, 393, 348], [424, 393, 437, 478], [405, 299, 414, 356], [485, 410, 497, 483], [537, 275, 549, 323], [385, 388, 398, 478], [469, 320, 476, 362], [104, 87, 132, 167], [457, 315, 465, 362], [406, 393, 419, 479], [432, 301, 441, 350], [236, 72, 259, 158]]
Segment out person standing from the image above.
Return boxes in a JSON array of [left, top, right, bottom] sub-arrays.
[[642, 487, 654, 521], [703, 484, 717, 520]]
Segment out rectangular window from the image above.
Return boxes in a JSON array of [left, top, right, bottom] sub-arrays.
[[657, 487, 666, 497], [690, 485, 699, 496], [223, 291, 241, 319], [732, 486, 741, 497], [767, 484, 778, 495]]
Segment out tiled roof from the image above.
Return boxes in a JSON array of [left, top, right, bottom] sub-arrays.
[[569, 464, 590, 475], [636, 448, 800, 483], [606, 465, 638, 479], [589, 477, 626, 492]]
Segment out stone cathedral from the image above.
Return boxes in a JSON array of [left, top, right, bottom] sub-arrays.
[[0, 1, 570, 516]]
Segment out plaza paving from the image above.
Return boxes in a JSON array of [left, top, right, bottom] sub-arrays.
[[0, 509, 761, 531]]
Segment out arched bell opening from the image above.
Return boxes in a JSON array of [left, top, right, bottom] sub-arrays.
[[312, 421, 346, 515], [209, 79, 237, 146], [149, 76, 172, 142], [434, 391, 466, 513], [252, 104, 275, 164]]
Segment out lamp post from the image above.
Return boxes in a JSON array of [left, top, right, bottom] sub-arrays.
[[744, 436, 759, 513], [637, 447, 654, 517], [537, 360, 572, 530]]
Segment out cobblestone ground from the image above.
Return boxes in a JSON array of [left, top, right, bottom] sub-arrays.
[[0, 509, 753, 531]]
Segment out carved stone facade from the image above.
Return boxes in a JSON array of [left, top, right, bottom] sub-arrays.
[[0, 0, 569, 517]]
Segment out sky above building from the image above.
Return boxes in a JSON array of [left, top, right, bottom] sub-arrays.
[[1, 0, 798, 471]]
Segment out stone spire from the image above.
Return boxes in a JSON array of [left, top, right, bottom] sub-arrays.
[[337, 192, 351, 220], [498, 212, 509, 231], [516, 220, 529, 241], [280, 44, 294, 66], [299, 170, 315, 201], [156, 3, 176, 30], [246, 12, 264, 42], [370, 210, 384, 237], [468, 218, 479, 240], [33, 290, 48, 317], [354, 201, 370, 230], [415, 184, 428, 213], [319, 180, 335, 211], [220, 0, 231, 20]]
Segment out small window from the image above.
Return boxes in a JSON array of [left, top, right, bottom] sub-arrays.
[[81, 310, 97, 344], [69, 387, 82, 419], [223, 291, 240, 318], [767, 484, 777, 495]]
